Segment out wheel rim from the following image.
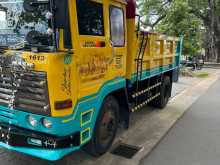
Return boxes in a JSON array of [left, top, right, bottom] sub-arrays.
[[99, 108, 117, 147]]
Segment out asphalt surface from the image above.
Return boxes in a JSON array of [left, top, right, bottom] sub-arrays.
[[141, 78, 220, 165]]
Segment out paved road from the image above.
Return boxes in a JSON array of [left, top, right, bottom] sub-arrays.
[[141, 79, 220, 165]]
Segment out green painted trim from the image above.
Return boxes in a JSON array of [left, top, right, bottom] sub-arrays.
[[131, 64, 178, 83], [80, 109, 94, 127], [0, 142, 80, 161], [80, 127, 91, 144]]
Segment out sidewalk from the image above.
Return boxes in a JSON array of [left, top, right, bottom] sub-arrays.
[[0, 69, 219, 165], [141, 70, 220, 165]]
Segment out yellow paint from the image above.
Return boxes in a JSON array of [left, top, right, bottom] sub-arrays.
[[62, 117, 75, 124], [5, 0, 179, 118], [126, 18, 179, 79], [59, 28, 65, 51], [21, 51, 76, 117]]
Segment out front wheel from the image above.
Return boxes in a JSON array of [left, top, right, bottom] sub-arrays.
[[83, 96, 119, 156]]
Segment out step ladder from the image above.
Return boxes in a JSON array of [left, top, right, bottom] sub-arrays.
[[134, 32, 149, 106]]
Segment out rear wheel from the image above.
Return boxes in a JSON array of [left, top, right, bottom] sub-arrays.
[[149, 76, 171, 109], [83, 96, 119, 156]]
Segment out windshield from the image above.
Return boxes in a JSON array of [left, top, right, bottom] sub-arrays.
[[0, 0, 52, 47]]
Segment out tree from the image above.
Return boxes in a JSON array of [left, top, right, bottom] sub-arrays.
[[137, 0, 203, 57], [188, 0, 220, 62], [137, 0, 173, 30], [138, 0, 220, 61]]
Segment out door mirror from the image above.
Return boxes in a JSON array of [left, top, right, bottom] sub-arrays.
[[23, 0, 49, 12], [54, 0, 68, 28], [54, 0, 72, 48]]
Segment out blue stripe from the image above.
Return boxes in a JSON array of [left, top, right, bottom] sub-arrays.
[[0, 142, 80, 161], [130, 63, 179, 83]]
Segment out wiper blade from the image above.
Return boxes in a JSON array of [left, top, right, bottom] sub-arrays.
[[23, 43, 56, 52]]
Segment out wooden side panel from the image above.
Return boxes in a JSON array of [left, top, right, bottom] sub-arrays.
[[126, 29, 180, 81]]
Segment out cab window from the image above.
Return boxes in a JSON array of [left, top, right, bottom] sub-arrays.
[[76, 0, 104, 36], [109, 6, 125, 47]]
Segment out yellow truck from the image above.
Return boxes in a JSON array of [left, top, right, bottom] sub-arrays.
[[0, 0, 182, 161]]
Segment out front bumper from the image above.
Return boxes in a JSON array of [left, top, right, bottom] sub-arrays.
[[0, 122, 81, 161]]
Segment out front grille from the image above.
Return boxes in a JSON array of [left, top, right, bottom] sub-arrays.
[[16, 71, 50, 115], [0, 54, 50, 116], [0, 73, 13, 106]]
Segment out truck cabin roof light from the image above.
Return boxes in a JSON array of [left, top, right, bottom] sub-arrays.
[[55, 99, 72, 110]]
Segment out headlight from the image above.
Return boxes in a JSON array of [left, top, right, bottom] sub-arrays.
[[42, 118, 53, 129], [27, 115, 38, 127]]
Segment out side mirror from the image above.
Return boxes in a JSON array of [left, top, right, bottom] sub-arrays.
[[23, 0, 49, 12], [54, 0, 72, 49], [54, 0, 68, 28]]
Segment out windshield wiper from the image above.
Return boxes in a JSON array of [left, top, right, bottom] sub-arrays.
[[23, 43, 56, 52]]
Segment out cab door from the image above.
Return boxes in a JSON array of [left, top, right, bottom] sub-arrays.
[[73, 0, 117, 99], [71, 0, 127, 99]]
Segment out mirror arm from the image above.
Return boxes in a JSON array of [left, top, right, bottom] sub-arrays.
[[135, 14, 141, 38], [135, 15, 141, 32]]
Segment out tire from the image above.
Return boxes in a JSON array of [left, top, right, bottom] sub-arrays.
[[150, 76, 171, 109], [83, 96, 119, 156]]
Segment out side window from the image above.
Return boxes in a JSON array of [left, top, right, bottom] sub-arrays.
[[109, 6, 125, 47], [76, 0, 104, 36]]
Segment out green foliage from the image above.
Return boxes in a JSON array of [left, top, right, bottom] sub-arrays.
[[137, 0, 203, 56]]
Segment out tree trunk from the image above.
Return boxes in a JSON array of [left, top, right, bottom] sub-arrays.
[[216, 39, 220, 63]]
